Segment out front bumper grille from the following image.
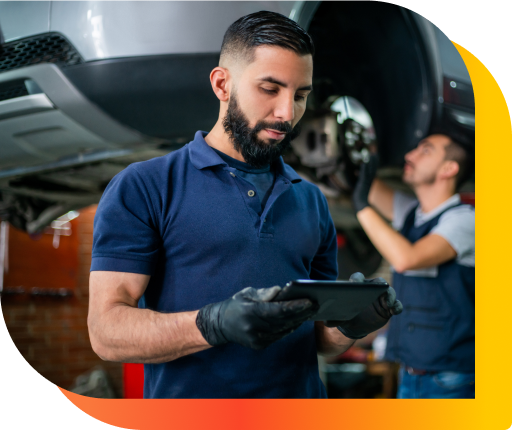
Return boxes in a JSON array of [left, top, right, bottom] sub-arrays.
[[0, 32, 83, 73], [0, 79, 29, 102]]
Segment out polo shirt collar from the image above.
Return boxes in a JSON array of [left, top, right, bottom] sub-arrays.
[[273, 156, 302, 184], [189, 130, 302, 184], [189, 131, 227, 170]]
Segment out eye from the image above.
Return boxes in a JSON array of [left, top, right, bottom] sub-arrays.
[[262, 88, 277, 95], [295, 94, 306, 102]]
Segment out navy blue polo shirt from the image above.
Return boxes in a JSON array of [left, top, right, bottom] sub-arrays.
[[91, 131, 338, 398], [210, 146, 275, 213]]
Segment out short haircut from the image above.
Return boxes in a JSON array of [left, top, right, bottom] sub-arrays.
[[432, 128, 474, 189], [220, 11, 315, 65]]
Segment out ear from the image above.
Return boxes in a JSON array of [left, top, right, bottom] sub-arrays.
[[439, 160, 459, 180], [210, 67, 230, 102]]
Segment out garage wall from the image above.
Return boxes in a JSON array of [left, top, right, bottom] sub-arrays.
[[1, 206, 123, 396]]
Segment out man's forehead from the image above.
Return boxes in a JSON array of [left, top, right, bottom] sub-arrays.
[[247, 45, 313, 83], [419, 134, 451, 148]]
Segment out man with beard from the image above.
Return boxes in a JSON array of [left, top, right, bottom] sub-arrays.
[[88, 11, 401, 399], [353, 132, 475, 398]]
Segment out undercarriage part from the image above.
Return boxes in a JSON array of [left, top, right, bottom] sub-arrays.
[[0, 190, 94, 233], [332, 96, 376, 165], [289, 95, 377, 196], [0, 191, 52, 231], [0, 146, 172, 232], [307, 2, 438, 167]]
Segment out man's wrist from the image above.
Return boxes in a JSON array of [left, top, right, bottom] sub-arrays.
[[316, 323, 356, 355], [196, 302, 228, 347], [356, 204, 377, 218], [355, 205, 374, 217]]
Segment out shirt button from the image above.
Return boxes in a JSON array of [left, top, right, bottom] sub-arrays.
[[263, 218, 267, 223], [248, 190, 255, 197], [230, 172, 236, 177]]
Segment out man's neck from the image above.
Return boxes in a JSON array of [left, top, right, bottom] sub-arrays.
[[204, 120, 246, 163], [413, 182, 457, 213]]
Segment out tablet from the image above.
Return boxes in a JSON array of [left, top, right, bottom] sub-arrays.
[[273, 279, 389, 321]]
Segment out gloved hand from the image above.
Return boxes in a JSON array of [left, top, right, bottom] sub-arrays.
[[196, 286, 318, 350], [352, 153, 379, 213], [325, 272, 403, 339]]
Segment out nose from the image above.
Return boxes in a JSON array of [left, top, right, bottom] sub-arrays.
[[273, 92, 295, 123], [405, 148, 417, 163]]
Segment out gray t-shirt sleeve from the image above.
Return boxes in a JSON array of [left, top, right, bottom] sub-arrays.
[[430, 206, 475, 267], [392, 191, 418, 230]]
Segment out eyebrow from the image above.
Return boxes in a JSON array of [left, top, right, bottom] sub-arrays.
[[259, 76, 313, 92], [419, 140, 435, 149]]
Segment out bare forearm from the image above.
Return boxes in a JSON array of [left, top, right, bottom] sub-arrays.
[[89, 306, 210, 364], [357, 206, 458, 273], [368, 179, 395, 221], [357, 207, 414, 271], [315, 322, 356, 356]]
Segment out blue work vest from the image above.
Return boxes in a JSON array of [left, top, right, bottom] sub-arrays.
[[385, 203, 475, 372]]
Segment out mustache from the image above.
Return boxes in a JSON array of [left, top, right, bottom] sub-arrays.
[[252, 121, 294, 135], [251, 121, 302, 143]]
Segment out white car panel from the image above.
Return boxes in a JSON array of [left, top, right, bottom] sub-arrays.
[[0, 1, 50, 42], [50, 1, 295, 61]]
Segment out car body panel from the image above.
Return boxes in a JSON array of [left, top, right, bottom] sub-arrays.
[[0, 1, 50, 43], [49, 1, 295, 61]]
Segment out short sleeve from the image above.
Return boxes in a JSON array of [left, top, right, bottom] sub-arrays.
[[430, 206, 475, 265], [91, 165, 161, 275], [310, 194, 338, 281], [392, 191, 418, 230]]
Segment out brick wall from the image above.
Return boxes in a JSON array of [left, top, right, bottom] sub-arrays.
[[1, 206, 123, 396]]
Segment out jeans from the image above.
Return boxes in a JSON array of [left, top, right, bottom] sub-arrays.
[[397, 367, 475, 399]]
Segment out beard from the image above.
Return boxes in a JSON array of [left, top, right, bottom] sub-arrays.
[[222, 93, 302, 168], [403, 168, 437, 188]]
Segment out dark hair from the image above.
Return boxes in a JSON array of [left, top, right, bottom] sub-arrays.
[[220, 11, 315, 64], [431, 127, 474, 189]]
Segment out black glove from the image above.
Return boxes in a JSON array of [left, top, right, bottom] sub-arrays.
[[352, 153, 378, 213], [196, 286, 318, 350], [325, 272, 403, 339]]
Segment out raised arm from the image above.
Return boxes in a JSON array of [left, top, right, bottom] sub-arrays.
[[368, 179, 395, 221], [353, 154, 395, 221], [356, 207, 457, 273], [88, 271, 210, 363]]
